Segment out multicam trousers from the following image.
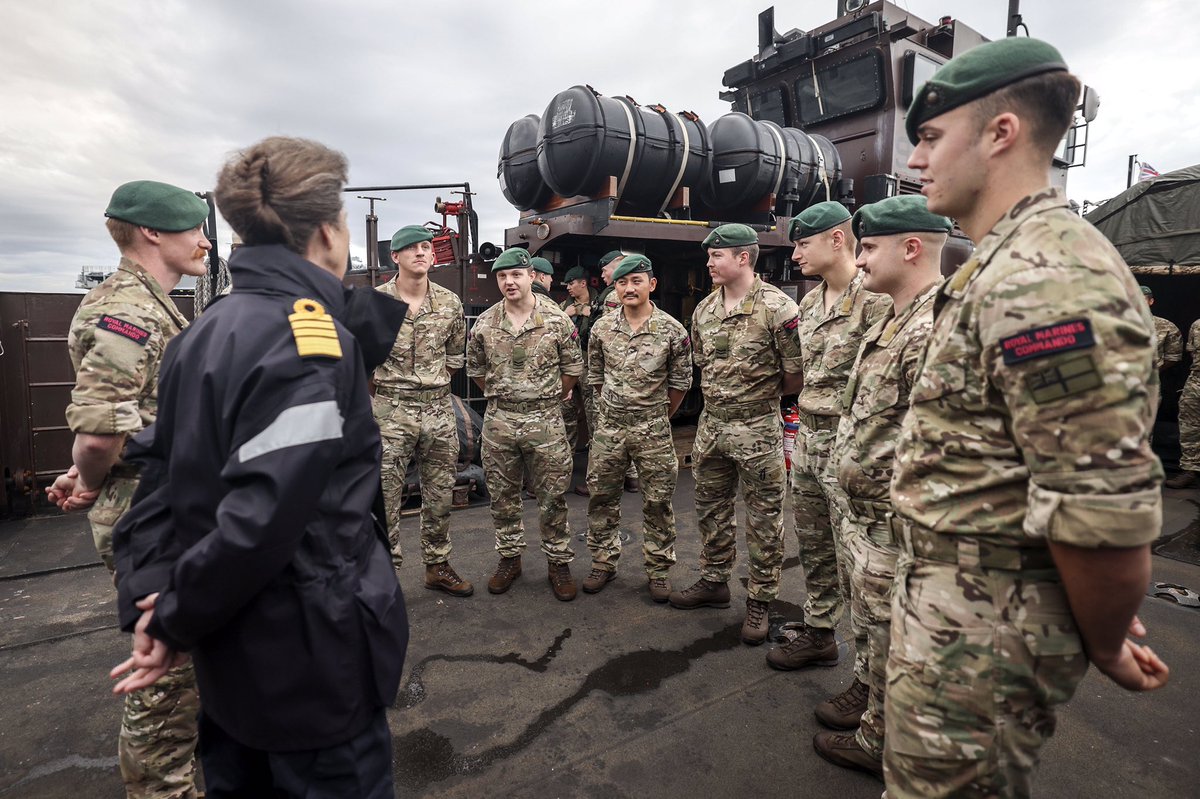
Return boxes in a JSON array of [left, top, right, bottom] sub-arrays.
[[883, 553, 1089, 798], [585, 411, 678, 577], [693, 409, 785, 602], [482, 403, 574, 563], [845, 517, 899, 759], [88, 475, 139, 572], [1178, 374, 1200, 472], [373, 393, 458, 567], [93, 484, 201, 798], [120, 662, 202, 799], [791, 419, 847, 626], [795, 420, 868, 679], [563, 365, 596, 452]]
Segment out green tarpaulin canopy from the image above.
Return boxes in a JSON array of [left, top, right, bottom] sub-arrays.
[[1085, 164, 1200, 266]]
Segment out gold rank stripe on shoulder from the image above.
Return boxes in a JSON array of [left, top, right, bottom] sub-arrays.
[[839, 289, 854, 316], [948, 257, 983, 294], [879, 318, 902, 345], [288, 298, 342, 359]]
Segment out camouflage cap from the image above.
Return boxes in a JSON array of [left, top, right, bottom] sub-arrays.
[[787, 201, 852, 241], [390, 225, 433, 251], [564, 266, 588, 283], [491, 247, 532, 272], [1140, 285, 1153, 298], [105, 180, 208, 232], [852, 195, 953, 239], [905, 37, 1068, 145], [611, 254, 653, 280], [598, 250, 624, 267], [702, 223, 758, 250], [530, 256, 554, 275]]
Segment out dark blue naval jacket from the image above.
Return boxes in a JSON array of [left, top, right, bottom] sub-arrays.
[[114, 245, 408, 751]]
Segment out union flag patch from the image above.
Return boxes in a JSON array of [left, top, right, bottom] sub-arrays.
[[97, 315, 150, 345], [1000, 318, 1094, 365]]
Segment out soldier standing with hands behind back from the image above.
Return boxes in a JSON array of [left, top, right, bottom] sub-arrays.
[[467, 248, 584, 601], [373, 224, 472, 597], [670, 224, 803, 645], [813, 195, 951, 780], [582, 254, 692, 599], [767, 201, 889, 690], [886, 38, 1168, 797], [49, 180, 208, 798]]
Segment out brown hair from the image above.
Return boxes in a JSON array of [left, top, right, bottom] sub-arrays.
[[106, 217, 138, 250], [214, 136, 348, 254], [730, 243, 761, 267], [974, 71, 1081, 155]]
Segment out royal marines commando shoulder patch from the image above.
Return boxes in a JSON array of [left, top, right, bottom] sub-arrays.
[[999, 318, 1094, 365], [288, 298, 342, 360], [97, 315, 151, 345]]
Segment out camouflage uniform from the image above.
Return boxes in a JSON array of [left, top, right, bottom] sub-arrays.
[[832, 279, 940, 760], [1151, 314, 1182, 371], [372, 279, 466, 567], [561, 293, 597, 451], [467, 300, 583, 561], [691, 277, 802, 601], [885, 189, 1163, 797], [66, 258, 200, 799], [1178, 320, 1200, 472], [591, 284, 621, 319], [794, 272, 889, 682], [590, 283, 634, 480], [586, 303, 692, 575]]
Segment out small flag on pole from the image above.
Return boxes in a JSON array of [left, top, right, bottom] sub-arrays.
[[1138, 162, 1161, 182]]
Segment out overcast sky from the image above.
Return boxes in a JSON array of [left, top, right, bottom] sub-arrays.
[[3, 0, 1197, 292]]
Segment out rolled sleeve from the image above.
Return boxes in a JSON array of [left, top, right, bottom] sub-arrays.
[[66, 327, 155, 434], [465, 329, 487, 379], [558, 319, 584, 378], [1025, 482, 1161, 548], [771, 303, 804, 373], [982, 261, 1163, 549], [667, 326, 693, 393], [445, 312, 466, 371]]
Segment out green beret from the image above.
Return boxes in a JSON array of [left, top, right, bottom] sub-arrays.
[[905, 37, 1068, 145], [390, 225, 433, 251], [491, 247, 532, 272], [787, 201, 852, 241], [530, 256, 554, 275], [1140, 285, 1153, 298], [611, 254, 653, 281], [598, 250, 624, 267], [852, 195, 953, 239], [564, 266, 588, 283], [702, 223, 758, 250], [105, 180, 208, 232]]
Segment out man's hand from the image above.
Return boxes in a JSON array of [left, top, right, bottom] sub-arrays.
[[565, 305, 577, 318], [1093, 638, 1170, 691], [111, 593, 186, 694], [45, 466, 101, 512], [579, 305, 590, 317]]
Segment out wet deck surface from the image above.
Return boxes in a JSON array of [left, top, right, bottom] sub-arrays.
[[2, 474, 1198, 798]]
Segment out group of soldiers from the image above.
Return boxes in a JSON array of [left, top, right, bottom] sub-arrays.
[[48, 35, 1171, 799], [1144, 285, 1200, 489]]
